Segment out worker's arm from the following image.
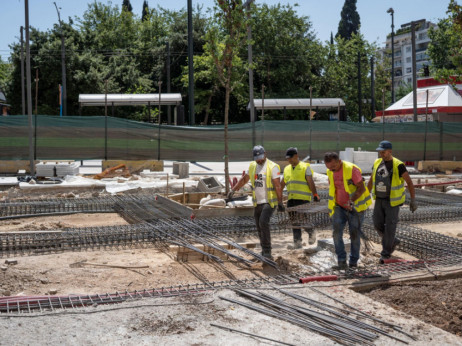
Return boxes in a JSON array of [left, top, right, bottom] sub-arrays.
[[232, 174, 250, 192], [367, 177, 373, 193], [306, 175, 319, 201], [272, 177, 283, 205], [402, 172, 415, 199], [350, 180, 366, 203], [280, 177, 286, 191]]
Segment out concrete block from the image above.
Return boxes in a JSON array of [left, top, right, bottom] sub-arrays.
[[317, 238, 350, 253], [340, 148, 354, 163], [197, 177, 223, 193], [173, 162, 189, 178]]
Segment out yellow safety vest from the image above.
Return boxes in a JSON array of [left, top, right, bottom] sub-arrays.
[[326, 161, 371, 217], [371, 157, 406, 207], [284, 161, 313, 201], [248, 159, 280, 208]]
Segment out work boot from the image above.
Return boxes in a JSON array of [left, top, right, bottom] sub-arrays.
[[262, 249, 274, 261], [379, 256, 390, 265], [332, 261, 347, 270], [307, 229, 316, 245], [391, 238, 401, 255], [287, 240, 303, 250], [349, 262, 358, 269]]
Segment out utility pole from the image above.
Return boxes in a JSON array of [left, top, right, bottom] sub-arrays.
[[387, 8, 395, 104], [166, 42, 171, 124], [244, 0, 256, 146], [358, 51, 362, 122], [187, 0, 194, 125], [34, 69, 39, 116], [158, 81, 162, 161], [20, 26, 25, 116], [54, 2, 67, 116], [25, 0, 35, 175], [371, 56, 375, 120]]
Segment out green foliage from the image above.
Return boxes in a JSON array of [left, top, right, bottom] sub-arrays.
[[0, 57, 12, 94], [428, 0, 462, 82], [337, 0, 360, 40], [142, 0, 149, 21], [122, 0, 133, 13]]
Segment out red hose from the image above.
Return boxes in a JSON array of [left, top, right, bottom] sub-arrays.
[[299, 275, 338, 284]]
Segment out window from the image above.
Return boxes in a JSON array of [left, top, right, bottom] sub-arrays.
[[406, 67, 412, 73], [406, 46, 411, 52], [407, 78, 412, 83], [406, 57, 411, 63]]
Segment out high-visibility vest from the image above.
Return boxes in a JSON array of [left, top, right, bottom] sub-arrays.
[[326, 161, 371, 217], [371, 157, 406, 207], [284, 161, 313, 201], [248, 159, 280, 207]]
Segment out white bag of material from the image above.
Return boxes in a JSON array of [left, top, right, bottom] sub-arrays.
[[199, 198, 226, 209], [227, 196, 253, 208], [199, 195, 212, 205]]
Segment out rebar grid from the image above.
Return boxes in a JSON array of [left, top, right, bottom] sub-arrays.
[[0, 274, 300, 315]]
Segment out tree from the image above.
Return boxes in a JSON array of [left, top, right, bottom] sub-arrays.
[[208, 0, 249, 193], [142, 0, 149, 21], [0, 57, 11, 94], [428, 0, 462, 82], [122, 0, 133, 13], [337, 0, 360, 40]]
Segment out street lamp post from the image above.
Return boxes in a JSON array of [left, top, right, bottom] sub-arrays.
[[387, 8, 395, 104], [54, 2, 67, 116]]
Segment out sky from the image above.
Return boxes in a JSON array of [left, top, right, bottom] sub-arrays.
[[0, 0, 452, 61]]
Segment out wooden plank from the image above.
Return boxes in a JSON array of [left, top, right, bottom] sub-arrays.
[[417, 160, 462, 172], [102, 160, 163, 173]]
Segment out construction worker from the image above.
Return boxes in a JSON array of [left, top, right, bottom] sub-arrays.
[[324, 152, 371, 269], [367, 140, 417, 264], [228, 145, 284, 260], [280, 147, 320, 249]]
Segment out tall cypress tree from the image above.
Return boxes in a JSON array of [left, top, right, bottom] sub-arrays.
[[122, 0, 133, 12], [337, 0, 360, 40], [142, 0, 149, 21]]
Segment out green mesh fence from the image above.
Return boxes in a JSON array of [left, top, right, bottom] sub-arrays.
[[0, 115, 461, 162]]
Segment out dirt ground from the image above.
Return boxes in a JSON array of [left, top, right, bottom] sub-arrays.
[[1, 285, 461, 345], [363, 277, 462, 337]]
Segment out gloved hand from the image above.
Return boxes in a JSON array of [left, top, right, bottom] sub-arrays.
[[227, 189, 235, 200], [277, 202, 285, 212], [313, 193, 320, 202], [410, 198, 417, 213]]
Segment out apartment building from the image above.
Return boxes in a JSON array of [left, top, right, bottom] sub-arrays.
[[382, 19, 436, 88]]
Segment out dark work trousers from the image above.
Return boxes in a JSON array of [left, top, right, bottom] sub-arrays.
[[254, 203, 275, 254], [373, 198, 400, 258], [287, 199, 310, 242]]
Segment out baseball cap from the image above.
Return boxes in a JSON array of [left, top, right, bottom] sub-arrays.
[[253, 145, 265, 160], [376, 140, 392, 151], [285, 147, 298, 158]]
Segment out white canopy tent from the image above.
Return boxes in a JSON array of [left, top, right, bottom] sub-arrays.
[[249, 98, 345, 110], [78, 93, 182, 107]]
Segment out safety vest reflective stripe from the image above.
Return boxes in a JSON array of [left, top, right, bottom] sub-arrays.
[[285, 180, 307, 185], [288, 190, 312, 196], [355, 195, 371, 205], [390, 193, 405, 202], [390, 183, 404, 190], [267, 187, 275, 191]]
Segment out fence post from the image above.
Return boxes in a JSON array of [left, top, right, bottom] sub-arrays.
[[423, 90, 428, 161], [439, 122, 443, 160]]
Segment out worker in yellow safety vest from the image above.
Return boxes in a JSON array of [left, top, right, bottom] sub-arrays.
[[228, 145, 284, 260], [324, 151, 371, 270], [280, 147, 320, 250], [367, 140, 417, 264]]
